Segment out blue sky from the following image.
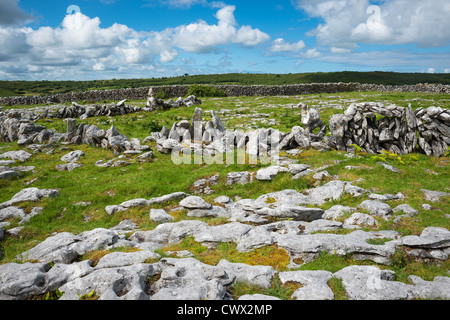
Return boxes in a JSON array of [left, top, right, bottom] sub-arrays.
[[0, 0, 449, 80]]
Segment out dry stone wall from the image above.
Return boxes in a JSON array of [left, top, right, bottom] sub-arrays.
[[1, 83, 449, 106], [325, 103, 450, 157]]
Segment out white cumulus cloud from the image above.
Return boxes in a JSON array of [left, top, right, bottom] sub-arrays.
[[293, 0, 450, 50], [0, 5, 270, 79], [270, 38, 305, 52], [167, 5, 270, 53]]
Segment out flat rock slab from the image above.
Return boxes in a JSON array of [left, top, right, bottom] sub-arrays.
[[179, 196, 212, 210], [60, 150, 85, 163], [194, 222, 252, 244], [255, 205, 325, 222], [0, 151, 32, 162], [17, 228, 123, 264], [334, 265, 411, 300], [95, 251, 160, 269], [217, 260, 276, 289], [278, 270, 334, 300], [422, 189, 450, 202], [0, 188, 59, 210], [59, 264, 156, 300], [106, 192, 189, 215], [401, 227, 450, 249], [0, 171, 21, 180], [55, 163, 83, 172], [150, 209, 175, 223], [255, 189, 309, 207], [129, 220, 209, 251], [276, 229, 400, 265], [359, 200, 393, 219], [150, 258, 233, 300], [305, 181, 367, 206], [0, 262, 50, 300], [334, 265, 450, 300]]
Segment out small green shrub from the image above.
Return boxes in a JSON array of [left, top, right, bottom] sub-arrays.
[[155, 89, 168, 100], [187, 84, 226, 97]]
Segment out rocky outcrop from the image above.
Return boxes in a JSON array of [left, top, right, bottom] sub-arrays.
[[1, 207, 448, 300], [0, 177, 449, 301], [52, 100, 141, 120], [145, 92, 202, 112], [0, 112, 148, 156]]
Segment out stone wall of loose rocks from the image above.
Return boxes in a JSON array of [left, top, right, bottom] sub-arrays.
[[152, 103, 450, 159], [1, 83, 449, 106], [0, 88, 150, 106], [325, 103, 450, 157]]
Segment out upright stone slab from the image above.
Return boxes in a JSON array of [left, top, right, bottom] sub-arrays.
[[190, 108, 204, 141], [211, 110, 225, 132], [66, 118, 77, 141]]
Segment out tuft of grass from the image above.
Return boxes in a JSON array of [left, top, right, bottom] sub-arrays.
[[328, 277, 348, 300], [229, 274, 302, 300], [366, 238, 393, 245]]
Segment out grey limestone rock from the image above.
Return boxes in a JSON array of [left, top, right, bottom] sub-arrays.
[[334, 265, 411, 300], [288, 163, 310, 175], [0, 262, 50, 300], [278, 270, 334, 300], [150, 209, 175, 223], [255, 189, 308, 207], [17, 228, 121, 264], [344, 212, 378, 227], [59, 263, 157, 300], [322, 205, 357, 220], [422, 189, 450, 202], [291, 126, 311, 149], [0, 187, 59, 209], [60, 150, 84, 163], [194, 222, 252, 244], [129, 220, 209, 250], [0, 170, 21, 180], [255, 166, 283, 181], [378, 162, 401, 173], [150, 258, 233, 300], [401, 227, 450, 250], [238, 294, 281, 300], [187, 205, 230, 219], [105, 192, 188, 215], [277, 230, 399, 265], [255, 205, 324, 222], [407, 275, 450, 300], [0, 206, 26, 222], [393, 204, 419, 217], [305, 180, 364, 206], [55, 163, 83, 172], [95, 251, 160, 269], [226, 171, 253, 185], [0, 150, 32, 162], [359, 200, 393, 219], [17, 232, 79, 264], [179, 196, 212, 210], [217, 259, 276, 289]]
